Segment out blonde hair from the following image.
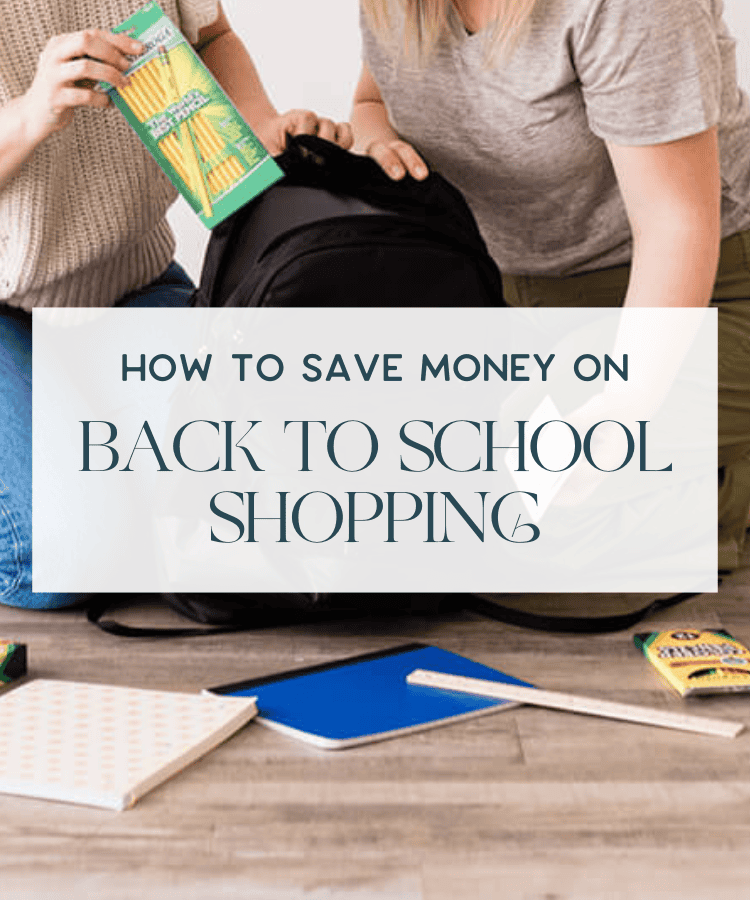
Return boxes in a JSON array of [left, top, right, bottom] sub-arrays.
[[361, 0, 541, 64]]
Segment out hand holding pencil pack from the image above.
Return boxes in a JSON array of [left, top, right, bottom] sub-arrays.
[[105, 1, 283, 227]]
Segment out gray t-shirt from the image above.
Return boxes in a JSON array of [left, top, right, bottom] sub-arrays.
[[362, 0, 750, 275]]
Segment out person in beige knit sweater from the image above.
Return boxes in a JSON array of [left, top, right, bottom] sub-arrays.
[[0, 0, 351, 609]]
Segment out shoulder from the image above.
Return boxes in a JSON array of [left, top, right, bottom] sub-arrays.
[[574, 0, 715, 35], [571, 0, 719, 71]]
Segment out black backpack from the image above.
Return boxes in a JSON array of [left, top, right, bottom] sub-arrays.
[[192, 133, 504, 310], [87, 136, 699, 637]]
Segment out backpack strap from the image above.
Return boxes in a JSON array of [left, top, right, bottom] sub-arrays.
[[462, 592, 702, 634], [87, 591, 703, 638], [85, 596, 358, 639]]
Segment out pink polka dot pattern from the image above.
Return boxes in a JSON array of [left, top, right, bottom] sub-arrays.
[[0, 680, 256, 810]]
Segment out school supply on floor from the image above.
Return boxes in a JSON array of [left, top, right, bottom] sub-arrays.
[[0, 680, 256, 810], [406, 669, 744, 739], [635, 628, 750, 697], [106, 2, 283, 227], [207, 643, 531, 749], [0, 641, 26, 684]]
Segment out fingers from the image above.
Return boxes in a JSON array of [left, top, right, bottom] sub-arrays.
[[365, 139, 429, 181], [48, 29, 143, 72], [282, 109, 319, 137], [23, 28, 144, 144], [42, 29, 143, 94], [334, 122, 354, 150], [315, 118, 354, 150], [58, 86, 112, 111], [65, 57, 130, 91], [277, 110, 355, 151], [315, 117, 339, 143], [278, 112, 421, 175]]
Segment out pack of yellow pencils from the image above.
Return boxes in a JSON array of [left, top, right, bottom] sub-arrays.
[[106, 1, 283, 227], [634, 629, 750, 697]]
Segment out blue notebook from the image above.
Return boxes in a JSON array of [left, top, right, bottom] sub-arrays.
[[207, 643, 533, 749]]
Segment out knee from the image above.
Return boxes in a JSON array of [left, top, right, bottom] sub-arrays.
[[0, 497, 82, 610], [1, 586, 85, 610], [0, 496, 26, 605]]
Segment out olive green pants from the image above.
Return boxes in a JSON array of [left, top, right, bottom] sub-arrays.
[[502, 230, 750, 571]]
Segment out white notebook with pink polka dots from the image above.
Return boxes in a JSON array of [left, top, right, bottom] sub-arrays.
[[0, 679, 257, 810]]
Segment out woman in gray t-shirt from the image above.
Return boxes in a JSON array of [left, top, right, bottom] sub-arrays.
[[351, 0, 750, 571]]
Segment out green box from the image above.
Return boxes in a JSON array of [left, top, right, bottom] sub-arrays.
[[106, 1, 283, 227], [0, 642, 27, 684]]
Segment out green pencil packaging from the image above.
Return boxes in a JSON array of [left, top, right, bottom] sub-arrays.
[[105, 1, 283, 227]]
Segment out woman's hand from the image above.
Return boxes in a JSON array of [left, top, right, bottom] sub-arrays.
[[351, 63, 429, 180], [19, 30, 142, 146], [362, 137, 428, 181], [255, 109, 354, 156]]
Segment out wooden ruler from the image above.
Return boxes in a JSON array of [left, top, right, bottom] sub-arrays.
[[406, 669, 745, 738]]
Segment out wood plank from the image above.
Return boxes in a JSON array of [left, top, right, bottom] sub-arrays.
[[0, 556, 748, 898]]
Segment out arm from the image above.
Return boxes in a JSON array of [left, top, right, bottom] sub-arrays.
[[599, 127, 721, 405], [607, 127, 721, 309], [554, 128, 721, 504], [196, 5, 352, 155], [351, 63, 428, 180], [0, 31, 138, 191]]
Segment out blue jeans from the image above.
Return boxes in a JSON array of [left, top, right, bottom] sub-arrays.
[[0, 262, 194, 609]]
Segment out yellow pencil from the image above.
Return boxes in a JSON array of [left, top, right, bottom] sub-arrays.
[[194, 113, 225, 159], [157, 45, 213, 217], [160, 133, 190, 184], [207, 156, 244, 195], [130, 68, 160, 117], [120, 81, 149, 122], [138, 61, 166, 111]]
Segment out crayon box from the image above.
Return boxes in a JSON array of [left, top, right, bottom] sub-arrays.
[[106, 1, 283, 227], [0, 641, 27, 684], [634, 628, 750, 697]]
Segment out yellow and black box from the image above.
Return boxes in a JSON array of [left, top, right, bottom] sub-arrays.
[[635, 629, 750, 697], [0, 642, 27, 684]]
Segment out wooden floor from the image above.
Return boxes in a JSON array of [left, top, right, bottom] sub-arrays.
[[2, 553, 750, 899]]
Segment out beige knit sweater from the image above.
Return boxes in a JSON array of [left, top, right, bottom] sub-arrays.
[[0, 0, 219, 310]]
